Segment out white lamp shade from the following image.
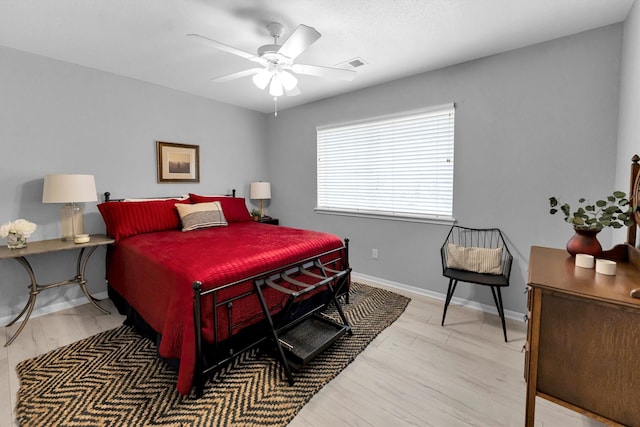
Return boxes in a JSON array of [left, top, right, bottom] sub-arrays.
[[42, 174, 98, 203], [250, 182, 271, 200]]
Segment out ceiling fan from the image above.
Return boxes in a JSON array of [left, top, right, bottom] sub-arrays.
[[187, 22, 356, 101]]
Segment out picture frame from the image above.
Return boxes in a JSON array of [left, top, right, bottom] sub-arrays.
[[156, 141, 200, 183]]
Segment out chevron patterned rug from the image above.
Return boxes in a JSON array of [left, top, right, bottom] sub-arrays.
[[15, 282, 410, 427]]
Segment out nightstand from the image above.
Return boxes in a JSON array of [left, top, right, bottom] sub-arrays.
[[258, 217, 279, 225]]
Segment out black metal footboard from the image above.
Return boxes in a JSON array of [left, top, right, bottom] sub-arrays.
[[192, 238, 351, 397]]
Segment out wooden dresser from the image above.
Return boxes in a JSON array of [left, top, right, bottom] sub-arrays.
[[525, 245, 640, 426]]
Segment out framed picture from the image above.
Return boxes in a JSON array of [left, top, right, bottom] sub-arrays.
[[156, 141, 200, 183]]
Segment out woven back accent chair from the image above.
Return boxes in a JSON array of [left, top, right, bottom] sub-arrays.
[[440, 225, 513, 342]]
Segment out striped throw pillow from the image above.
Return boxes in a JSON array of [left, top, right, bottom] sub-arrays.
[[175, 202, 228, 231], [446, 243, 503, 275]]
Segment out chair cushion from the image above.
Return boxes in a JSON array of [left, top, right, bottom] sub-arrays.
[[446, 243, 503, 275]]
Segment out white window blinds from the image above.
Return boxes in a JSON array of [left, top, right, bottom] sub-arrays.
[[317, 103, 455, 220]]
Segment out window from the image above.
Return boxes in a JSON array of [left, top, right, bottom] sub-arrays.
[[316, 103, 455, 221]]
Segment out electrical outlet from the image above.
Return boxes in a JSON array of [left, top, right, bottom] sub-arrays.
[[372, 248, 378, 259]]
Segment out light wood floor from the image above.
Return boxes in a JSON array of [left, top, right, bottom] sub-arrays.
[[1, 284, 603, 427]]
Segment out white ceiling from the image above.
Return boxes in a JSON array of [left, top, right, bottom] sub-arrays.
[[0, 0, 635, 113]]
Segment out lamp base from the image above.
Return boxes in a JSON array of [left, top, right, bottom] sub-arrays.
[[60, 203, 84, 241]]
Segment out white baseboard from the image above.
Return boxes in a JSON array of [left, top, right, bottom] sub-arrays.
[[351, 272, 526, 322], [0, 291, 109, 326]]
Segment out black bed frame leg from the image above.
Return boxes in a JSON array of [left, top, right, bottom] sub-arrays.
[[193, 281, 205, 397], [344, 238, 351, 304]]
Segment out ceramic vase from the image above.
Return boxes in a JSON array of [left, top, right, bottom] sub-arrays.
[[566, 228, 602, 257]]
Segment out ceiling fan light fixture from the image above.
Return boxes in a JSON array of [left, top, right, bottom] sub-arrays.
[[279, 70, 298, 91], [252, 69, 272, 89], [269, 75, 284, 97]]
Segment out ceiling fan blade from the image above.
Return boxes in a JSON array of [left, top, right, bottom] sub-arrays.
[[211, 68, 263, 83], [187, 33, 261, 62], [277, 24, 321, 60], [285, 86, 301, 96], [291, 63, 356, 81]]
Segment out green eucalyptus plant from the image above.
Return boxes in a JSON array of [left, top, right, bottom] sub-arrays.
[[549, 191, 634, 231]]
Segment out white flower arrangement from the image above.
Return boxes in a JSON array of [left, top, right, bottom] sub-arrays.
[[0, 219, 37, 238]]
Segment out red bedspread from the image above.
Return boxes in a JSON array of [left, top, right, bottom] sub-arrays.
[[106, 221, 345, 394]]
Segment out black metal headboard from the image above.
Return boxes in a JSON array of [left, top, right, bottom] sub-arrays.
[[103, 189, 237, 202]]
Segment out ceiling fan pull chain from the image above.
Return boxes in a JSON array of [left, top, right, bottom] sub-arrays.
[[274, 96, 278, 117]]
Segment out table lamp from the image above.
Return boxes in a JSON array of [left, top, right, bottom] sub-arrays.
[[250, 181, 271, 217], [42, 174, 97, 241]]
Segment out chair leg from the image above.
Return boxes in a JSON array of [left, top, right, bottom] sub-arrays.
[[441, 279, 458, 326], [490, 286, 508, 342]]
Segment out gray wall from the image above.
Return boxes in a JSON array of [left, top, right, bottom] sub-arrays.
[[616, 0, 640, 240], [0, 46, 267, 321], [265, 24, 624, 315]]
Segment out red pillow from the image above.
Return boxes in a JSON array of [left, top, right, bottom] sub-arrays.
[[98, 199, 190, 242], [188, 193, 251, 222]]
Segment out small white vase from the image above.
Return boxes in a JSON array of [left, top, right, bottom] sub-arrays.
[[7, 232, 27, 249]]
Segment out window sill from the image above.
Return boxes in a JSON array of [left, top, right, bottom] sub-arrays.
[[314, 208, 455, 225]]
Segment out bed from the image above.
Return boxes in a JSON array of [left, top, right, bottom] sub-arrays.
[[98, 192, 351, 396]]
